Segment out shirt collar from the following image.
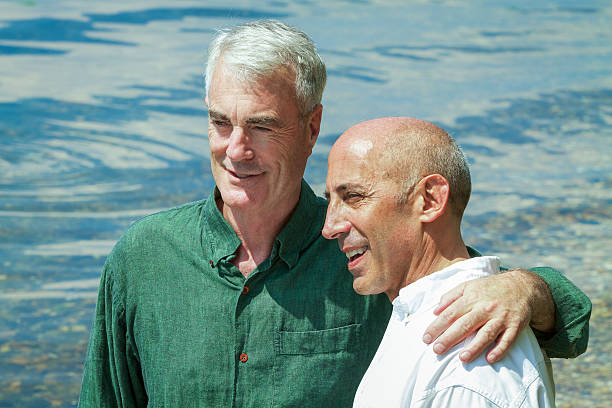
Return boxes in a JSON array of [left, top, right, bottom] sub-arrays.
[[202, 180, 325, 268], [203, 187, 242, 265], [467, 246, 482, 257], [393, 256, 501, 316], [275, 180, 326, 268]]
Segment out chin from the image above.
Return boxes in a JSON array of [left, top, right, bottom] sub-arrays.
[[218, 188, 256, 209], [352, 280, 374, 296]]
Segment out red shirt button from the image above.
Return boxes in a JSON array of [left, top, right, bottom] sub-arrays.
[[242, 286, 249, 295], [239, 353, 248, 362], [209, 260, 213, 267]]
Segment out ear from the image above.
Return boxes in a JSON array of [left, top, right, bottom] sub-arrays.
[[205, 96, 209, 107], [307, 104, 323, 148], [417, 174, 449, 223]]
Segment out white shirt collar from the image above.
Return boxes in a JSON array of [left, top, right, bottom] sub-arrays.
[[392, 256, 501, 316]]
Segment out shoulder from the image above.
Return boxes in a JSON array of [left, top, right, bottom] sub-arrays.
[[104, 199, 207, 271], [119, 200, 206, 246], [130, 199, 206, 234]]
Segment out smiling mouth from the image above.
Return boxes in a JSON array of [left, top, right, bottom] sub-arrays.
[[228, 169, 259, 179], [345, 247, 367, 267]]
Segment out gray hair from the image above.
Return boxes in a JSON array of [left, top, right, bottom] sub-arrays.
[[205, 20, 327, 116], [384, 124, 472, 218]]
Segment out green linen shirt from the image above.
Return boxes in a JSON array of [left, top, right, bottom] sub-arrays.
[[79, 181, 591, 407]]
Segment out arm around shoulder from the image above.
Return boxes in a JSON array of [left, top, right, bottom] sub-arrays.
[[529, 266, 592, 358]]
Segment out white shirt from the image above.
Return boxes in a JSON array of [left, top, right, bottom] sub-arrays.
[[354, 256, 556, 407]]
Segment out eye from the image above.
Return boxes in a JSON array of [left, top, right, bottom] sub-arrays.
[[344, 192, 364, 204], [252, 125, 273, 134], [212, 119, 230, 127]]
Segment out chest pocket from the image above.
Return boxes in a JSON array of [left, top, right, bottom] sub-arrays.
[[274, 323, 362, 355]]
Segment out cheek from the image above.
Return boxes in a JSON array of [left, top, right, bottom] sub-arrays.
[[370, 216, 406, 252], [207, 134, 226, 157], [261, 139, 297, 166]]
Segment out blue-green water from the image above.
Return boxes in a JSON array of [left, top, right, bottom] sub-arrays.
[[0, 1, 610, 406]]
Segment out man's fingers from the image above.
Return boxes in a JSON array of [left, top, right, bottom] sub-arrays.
[[433, 284, 465, 315], [428, 308, 484, 353], [486, 326, 520, 363], [457, 319, 506, 363], [423, 296, 469, 344]]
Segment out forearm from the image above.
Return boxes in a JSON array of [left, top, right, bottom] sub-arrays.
[[528, 266, 592, 358], [423, 247, 591, 362]]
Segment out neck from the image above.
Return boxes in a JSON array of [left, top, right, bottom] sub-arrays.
[[218, 189, 300, 278], [386, 221, 469, 301]]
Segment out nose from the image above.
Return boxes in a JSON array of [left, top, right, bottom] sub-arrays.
[[322, 204, 351, 240], [226, 127, 254, 161]]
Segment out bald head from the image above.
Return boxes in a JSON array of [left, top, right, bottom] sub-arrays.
[[330, 117, 471, 218]]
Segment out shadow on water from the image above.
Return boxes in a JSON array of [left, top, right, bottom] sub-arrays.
[[313, 88, 612, 156], [0, 76, 213, 218], [0, 6, 291, 55], [451, 88, 612, 251], [327, 65, 388, 84], [368, 44, 544, 62], [85, 7, 289, 24], [0, 77, 203, 139], [0, 18, 134, 46], [508, 5, 599, 15], [449, 88, 612, 146], [1, 75, 205, 137], [0, 44, 67, 55]]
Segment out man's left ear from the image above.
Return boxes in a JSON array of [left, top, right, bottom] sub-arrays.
[[307, 104, 323, 147], [418, 174, 450, 223]]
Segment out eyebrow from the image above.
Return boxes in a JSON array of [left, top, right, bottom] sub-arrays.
[[208, 110, 280, 127], [245, 116, 281, 127], [208, 110, 229, 121]]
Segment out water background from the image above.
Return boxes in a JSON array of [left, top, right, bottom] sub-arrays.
[[0, 0, 610, 407]]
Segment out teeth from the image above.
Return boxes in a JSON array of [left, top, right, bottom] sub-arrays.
[[346, 247, 367, 259], [235, 174, 250, 178]]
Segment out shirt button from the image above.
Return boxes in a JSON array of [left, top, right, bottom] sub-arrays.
[[242, 286, 249, 295], [239, 353, 248, 363]]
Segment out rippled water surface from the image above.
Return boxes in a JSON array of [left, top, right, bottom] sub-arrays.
[[1, 1, 610, 407]]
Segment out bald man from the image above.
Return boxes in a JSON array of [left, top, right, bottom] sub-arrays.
[[323, 118, 555, 407]]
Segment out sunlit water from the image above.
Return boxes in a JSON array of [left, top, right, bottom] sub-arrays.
[[0, 1, 610, 406]]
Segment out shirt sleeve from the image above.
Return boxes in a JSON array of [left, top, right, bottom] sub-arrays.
[[529, 266, 591, 358], [78, 253, 147, 407], [466, 246, 591, 359]]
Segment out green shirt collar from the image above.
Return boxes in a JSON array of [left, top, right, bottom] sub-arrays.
[[467, 246, 482, 258], [276, 180, 325, 268], [203, 188, 242, 265], [203, 180, 325, 268]]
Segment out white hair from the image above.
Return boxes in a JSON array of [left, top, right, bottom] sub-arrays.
[[205, 20, 327, 115]]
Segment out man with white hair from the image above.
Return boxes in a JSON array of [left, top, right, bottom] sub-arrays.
[[323, 117, 555, 406], [79, 20, 589, 407]]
